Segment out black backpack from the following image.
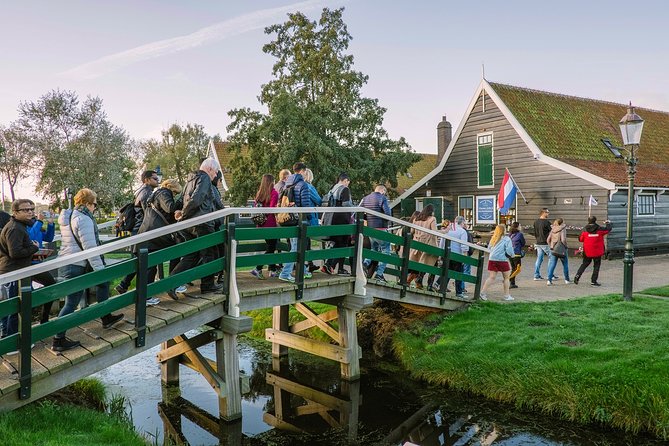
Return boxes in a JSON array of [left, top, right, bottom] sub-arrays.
[[115, 202, 136, 235]]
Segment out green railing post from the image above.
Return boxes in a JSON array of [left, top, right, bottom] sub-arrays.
[[351, 213, 364, 279], [295, 220, 308, 300], [473, 250, 485, 300], [439, 239, 451, 305], [135, 247, 148, 347], [399, 226, 412, 299], [18, 279, 33, 399], [224, 221, 236, 300]]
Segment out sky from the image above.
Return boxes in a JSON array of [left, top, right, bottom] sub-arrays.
[[2, 0, 668, 202]]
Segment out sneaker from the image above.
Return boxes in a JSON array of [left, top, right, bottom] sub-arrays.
[[5, 344, 35, 356], [52, 337, 80, 352], [573, 275, 580, 285], [175, 285, 188, 293], [250, 269, 262, 279], [533, 277, 544, 281], [102, 313, 124, 329], [146, 297, 160, 306], [455, 293, 468, 299], [547, 281, 553, 286], [304, 272, 313, 279], [308, 264, 320, 273], [590, 282, 602, 287], [552, 275, 559, 280], [564, 280, 571, 285], [115, 284, 128, 294], [503, 295, 515, 301], [479, 293, 488, 301], [279, 276, 295, 283], [269, 271, 280, 278], [320, 265, 334, 275], [201, 283, 224, 294], [509, 284, 519, 289]]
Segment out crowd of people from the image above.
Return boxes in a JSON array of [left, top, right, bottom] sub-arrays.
[[0, 157, 615, 353]]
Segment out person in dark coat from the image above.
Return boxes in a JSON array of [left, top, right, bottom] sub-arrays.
[[168, 158, 223, 298], [0, 210, 10, 231], [508, 222, 526, 289], [361, 185, 392, 283], [321, 173, 353, 276], [574, 216, 612, 286]]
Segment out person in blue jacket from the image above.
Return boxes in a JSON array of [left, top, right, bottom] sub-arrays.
[[28, 211, 55, 248]]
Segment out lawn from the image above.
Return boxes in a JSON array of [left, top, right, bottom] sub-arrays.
[[393, 294, 669, 439]]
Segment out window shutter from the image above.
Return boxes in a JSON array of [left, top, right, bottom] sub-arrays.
[[478, 145, 493, 187]]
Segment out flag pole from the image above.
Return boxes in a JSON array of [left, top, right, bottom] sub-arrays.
[[506, 168, 528, 204]]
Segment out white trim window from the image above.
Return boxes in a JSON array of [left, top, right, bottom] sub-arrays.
[[637, 194, 655, 216], [477, 133, 494, 188], [458, 195, 474, 227]]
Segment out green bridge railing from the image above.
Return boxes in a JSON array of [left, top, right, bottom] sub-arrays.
[[0, 206, 488, 400]]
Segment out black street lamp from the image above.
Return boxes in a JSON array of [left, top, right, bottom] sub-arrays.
[[619, 104, 644, 301]]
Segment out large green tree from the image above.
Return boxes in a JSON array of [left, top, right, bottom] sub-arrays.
[[141, 123, 220, 186], [0, 124, 37, 201], [17, 90, 136, 209], [226, 7, 420, 204]]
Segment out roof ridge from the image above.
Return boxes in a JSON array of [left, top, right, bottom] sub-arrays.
[[488, 81, 669, 116]]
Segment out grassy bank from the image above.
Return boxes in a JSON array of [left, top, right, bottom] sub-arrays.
[[393, 294, 669, 439], [244, 302, 337, 341], [0, 378, 147, 446]]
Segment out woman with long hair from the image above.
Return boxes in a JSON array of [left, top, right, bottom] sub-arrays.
[[407, 204, 438, 289], [480, 224, 515, 301], [508, 221, 526, 289], [251, 174, 279, 279], [546, 218, 570, 285]]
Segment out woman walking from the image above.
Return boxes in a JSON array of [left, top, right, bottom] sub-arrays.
[[250, 174, 279, 279], [546, 218, 571, 285], [508, 222, 526, 289], [480, 224, 515, 301], [407, 204, 438, 289], [54, 188, 124, 352]]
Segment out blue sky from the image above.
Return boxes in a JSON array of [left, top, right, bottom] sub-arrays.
[[2, 0, 668, 200]]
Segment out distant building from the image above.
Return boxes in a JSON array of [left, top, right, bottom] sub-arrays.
[[392, 79, 669, 255]]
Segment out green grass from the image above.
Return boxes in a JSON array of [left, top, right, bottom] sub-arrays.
[[640, 285, 669, 297], [393, 295, 669, 439], [244, 302, 338, 342]]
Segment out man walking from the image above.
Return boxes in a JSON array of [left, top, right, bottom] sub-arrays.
[[168, 158, 224, 298], [446, 216, 469, 298], [533, 208, 553, 280], [574, 216, 612, 286], [361, 185, 391, 283], [321, 173, 353, 276], [116, 170, 159, 294]]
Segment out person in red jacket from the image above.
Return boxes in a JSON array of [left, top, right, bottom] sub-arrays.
[[574, 216, 612, 286]]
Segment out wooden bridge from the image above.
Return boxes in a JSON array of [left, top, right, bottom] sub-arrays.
[[0, 207, 487, 421]]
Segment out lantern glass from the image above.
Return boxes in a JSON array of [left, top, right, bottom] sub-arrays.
[[619, 107, 644, 145]]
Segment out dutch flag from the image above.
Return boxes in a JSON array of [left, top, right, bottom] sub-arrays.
[[498, 169, 517, 214]]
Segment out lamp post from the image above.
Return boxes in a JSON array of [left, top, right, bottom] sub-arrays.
[[619, 104, 644, 301]]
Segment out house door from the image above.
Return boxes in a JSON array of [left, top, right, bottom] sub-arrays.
[[400, 198, 416, 218]]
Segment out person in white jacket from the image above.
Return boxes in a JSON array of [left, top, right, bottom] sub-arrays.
[[54, 188, 123, 352], [480, 224, 516, 301]]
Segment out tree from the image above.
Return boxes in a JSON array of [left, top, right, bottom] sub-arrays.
[[226, 7, 420, 204], [17, 90, 137, 209], [141, 123, 219, 186], [0, 124, 37, 201]]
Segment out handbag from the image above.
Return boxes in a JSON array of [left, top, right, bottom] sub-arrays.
[[551, 240, 567, 258], [251, 201, 268, 226]]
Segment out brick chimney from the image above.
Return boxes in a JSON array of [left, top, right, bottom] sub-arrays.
[[437, 115, 452, 165]]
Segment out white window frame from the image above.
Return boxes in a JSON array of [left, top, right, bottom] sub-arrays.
[[458, 195, 475, 226], [476, 195, 497, 224], [637, 193, 655, 216], [476, 132, 495, 189]]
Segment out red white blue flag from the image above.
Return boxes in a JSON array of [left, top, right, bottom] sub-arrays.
[[498, 170, 517, 214]]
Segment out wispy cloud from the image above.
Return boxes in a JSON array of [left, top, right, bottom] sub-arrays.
[[61, 0, 333, 81]]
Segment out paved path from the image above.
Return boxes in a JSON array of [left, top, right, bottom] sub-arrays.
[[478, 253, 669, 302]]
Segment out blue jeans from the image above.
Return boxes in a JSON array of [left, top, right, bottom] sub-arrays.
[[280, 238, 307, 279], [0, 282, 18, 338], [363, 238, 391, 276], [547, 251, 570, 282], [534, 245, 551, 278], [56, 264, 110, 339]]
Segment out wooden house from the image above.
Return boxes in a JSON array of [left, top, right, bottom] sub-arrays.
[[392, 79, 669, 255]]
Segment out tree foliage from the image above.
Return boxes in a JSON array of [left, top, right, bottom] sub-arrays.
[[226, 7, 420, 204], [17, 90, 136, 209], [0, 124, 37, 201], [141, 123, 219, 186]]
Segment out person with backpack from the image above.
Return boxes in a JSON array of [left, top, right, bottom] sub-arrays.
[[508, 221, 526, 289], [167, 158, 224, 298], [115, 170, 159, 295], [278, 162, 315, 283], [360, 185, 392, 283], [574, 216, 612, 286], [250, 174, 279, 280], [320, 173, 353, 276], [55, 189, 124, 351]]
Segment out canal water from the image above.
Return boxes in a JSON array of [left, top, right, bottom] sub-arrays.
[[95, 332, 663, 445]]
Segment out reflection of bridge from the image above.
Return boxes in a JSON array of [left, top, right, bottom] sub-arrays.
[[0, 207, 487, 424]]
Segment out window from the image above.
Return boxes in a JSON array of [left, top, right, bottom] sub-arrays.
[[637, 194, 655, 216], [458, 195, 474, 226], [477, 134, 493, 187]]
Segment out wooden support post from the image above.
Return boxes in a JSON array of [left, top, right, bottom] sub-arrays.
[[337, 303, 360, 380], [160, 339, 180, 387], [341, 379, 361, 440], [223, 222, 235, 299], [399, 227, 412, 299], [272, 306, 289, 358], [295, 220, 308, 301], [440, 239, 451, 306], [18, 279, 32, 400], [135, 247, 148, 347], [474, 250, 485, 300]]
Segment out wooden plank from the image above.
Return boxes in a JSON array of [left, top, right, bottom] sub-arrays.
[[30, 342, 73, 375], [265, 329, 351, 364], [156, 330, 223, 363], [77, 320, 133, 348], [291, 309, 338, 334], [293, 303, 340, 343], [262, 413, 302, 433], [266, 372, 351, 412]]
